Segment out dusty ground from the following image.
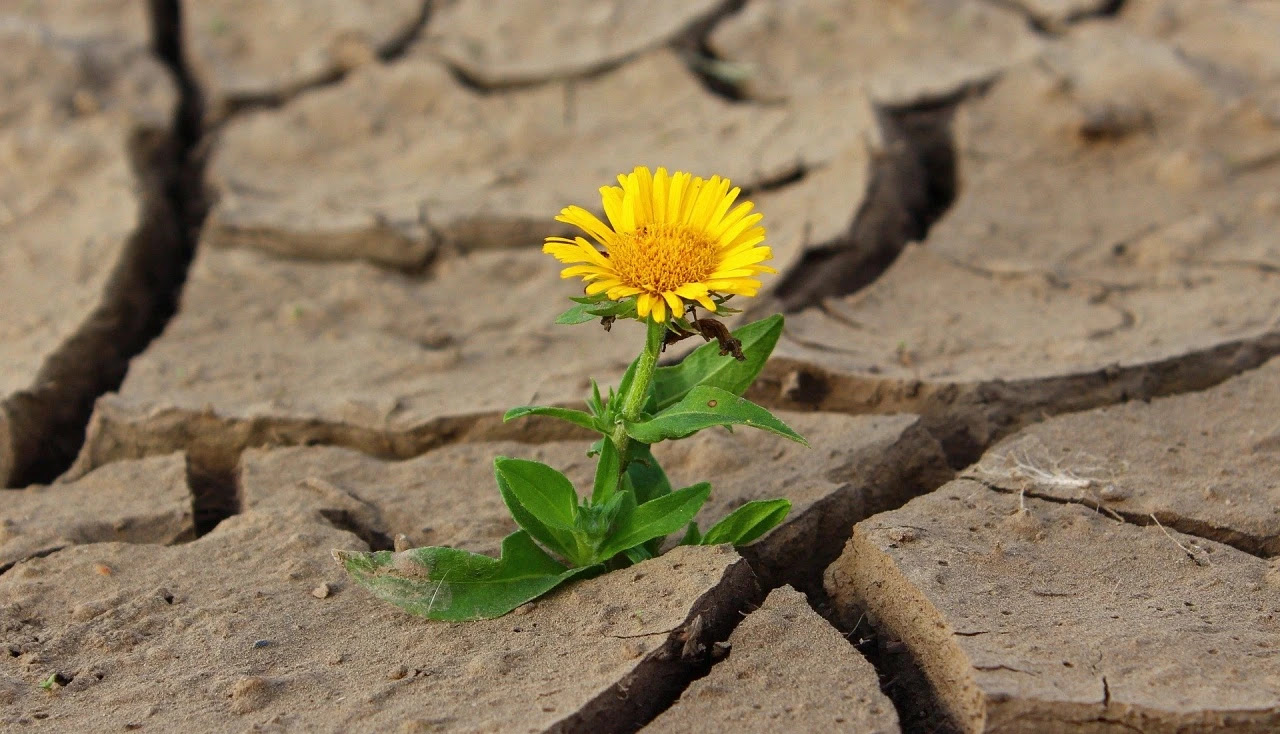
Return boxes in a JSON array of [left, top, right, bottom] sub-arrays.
[[2, 1, 1279, 732]]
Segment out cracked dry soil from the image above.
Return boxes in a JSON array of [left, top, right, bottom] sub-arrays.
[[3, 1, 1280, 732]]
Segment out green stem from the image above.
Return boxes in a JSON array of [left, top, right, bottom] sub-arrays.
[[609, 317, 665, 484]]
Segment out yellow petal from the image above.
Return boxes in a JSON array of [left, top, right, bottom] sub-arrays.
[[586, 278, 623, 295], [636, 292, 653, 318], [633, 166, 654, 225], [719, 229, 766, 254], [708, 268, 759, 279], [607, 285, 644, 299], [662, 291, 683, 318], [572, 237, 613, 270], [674, 282, 710, 298], [716, 212, 764, 249], [543, 242, 587, 262], [600, 185, 626, 233], [679, 177, 704, 223], [560, 264, 609, 279], [651, 294, 667, 322], [652, 166, 669, 223], [619, 178, 637, 234], [687, 175, 721, 230], [705, 184, 740, 232], [718, 246, 772, 271], [667, 171, 687, 226], [705, 278, 762, 296], [555, 206, 616, 246], [711, 201, 755, 240]]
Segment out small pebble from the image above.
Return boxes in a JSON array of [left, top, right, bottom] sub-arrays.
[[93, 564, 113, 576], [312, 583, 330, 599], [252, 640, 271, 649], [387, 665, 408, 681]]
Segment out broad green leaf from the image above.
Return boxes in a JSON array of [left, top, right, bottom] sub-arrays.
[[494, 458, 582, 563], [679, 521, 702, 546], [624, 386, 808, 446], [592, 438, 622, 504], [334, 530, 589, 621], [701, 499, 791, 547], [625, 443, 671, 505], [652, 315, 783, 410], [503, 405, 601, 433], [594, 483, 711, 561]]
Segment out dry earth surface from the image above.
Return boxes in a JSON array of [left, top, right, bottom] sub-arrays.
[[2, 0, 1280, 732]]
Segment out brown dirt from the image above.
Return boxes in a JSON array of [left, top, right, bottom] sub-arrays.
[[417, 0, 723, 87], [642, 585, 900, 733], [969, 356, 1280, 556], [826, 480, 1280, 733], [0, 511, 757, 731], [748, 11, 1280, 463], [708, 0, 1041, 105], [0, 8, 183, 486], [201, 48, 885, 267], [180, 0, 427, 121], [0, 454, 193, 572]]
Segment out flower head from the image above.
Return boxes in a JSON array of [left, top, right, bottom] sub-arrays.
[[544, 166, 775, 323]]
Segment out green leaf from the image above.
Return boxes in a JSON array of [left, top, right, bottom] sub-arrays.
[[591, 439, 622, 504], [624, 386, 808, 446], [555, 302, 602, 325], [679, 521, 702, 546], [593, 483, 711, 561], [652, 315, 783, 410], [334, 531, 591, 621], [503, 406, 601, 433], [588, 380, 605, 416], [493, 458, 582, 563], [701, 499, 791, 547], [623, 545, 653, 564], [556, 297, 638, 325], [626, 443, 671, 505]]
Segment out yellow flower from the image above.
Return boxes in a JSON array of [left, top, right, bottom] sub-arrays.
[[544, 166, 776, 323]]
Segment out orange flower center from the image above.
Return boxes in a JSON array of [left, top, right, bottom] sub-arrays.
[[608, 223, 719, 293]]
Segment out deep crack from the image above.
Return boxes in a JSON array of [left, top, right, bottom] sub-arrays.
[[772, 96, 959, 311], [1, 2, 205, 487]]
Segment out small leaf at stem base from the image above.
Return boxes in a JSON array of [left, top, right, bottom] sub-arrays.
[[334, 531, 597, 621]]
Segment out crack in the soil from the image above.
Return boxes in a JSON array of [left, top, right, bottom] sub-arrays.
[[207, 0, 431, 120], [827, 601, 963, 734], [751, 324, 1280, 470], [771, 95, 960, 312], [983, 0, 1127, 35], [967, 475, 1267, 559], [0, 3, 205, 488], [672, 0, 750, 102], [0, 546, 68, 579], [545, 557, 761, 734]]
